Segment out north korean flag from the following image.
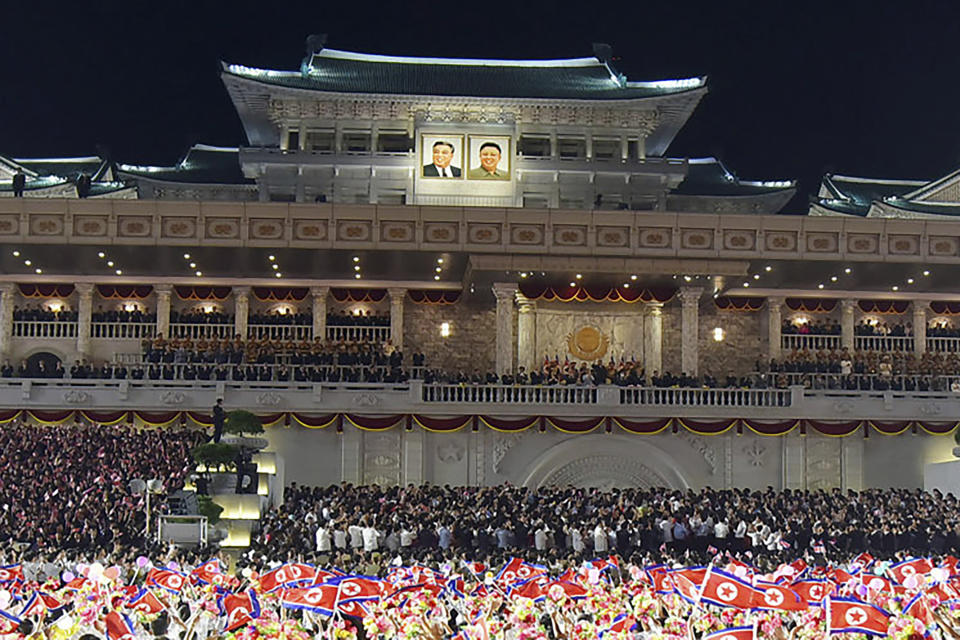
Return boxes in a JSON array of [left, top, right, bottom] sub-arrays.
[[146, 568, 188, 594], [704, 625, 755, 640], [599, 614, 637, 639], [699, 568, 762, 609], [510, 577, 547, 602], [0, 609, 21, 634], [104, 611, 137, 640], [547, 580, 588, 600], [18, 593, 46, 619], [828, 597, 890, 636], [671, 572, 704, 604], [126, 588, 166, 615], [219, 590, 261, 633], [0, 565, 23, 583], [311, 568, 345, 586], [190, 559, 225, 586], [941, 556, 960, 577], [281, 584, 339, 615], [889, 558, 934, 585], [753, 582, 808, 611], [330, 575, 383, 602], [851, 553, 875, 572], [336, 600, 370, 618], [903, 592, 934, 627], [495, 558, 547, 589], [792, 579, 833, 605], [258, 563, 316, 593], [860, 574, 893, 594]]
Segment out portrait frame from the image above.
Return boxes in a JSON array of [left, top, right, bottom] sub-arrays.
[[467, 135, 512, 181], [420, 135, 465, 179]]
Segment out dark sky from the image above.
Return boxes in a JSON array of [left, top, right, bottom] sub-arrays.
[[3, 0, 959, 212]]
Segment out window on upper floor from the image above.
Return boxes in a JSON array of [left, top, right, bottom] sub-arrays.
[[557, 137, 586, 159], [518, 136, 550, 157], [377, 131, 412, 153], [593, 138, 621, 161], [343, 131, 372, 153], [286, 129, 300, 151], [305, 129, 335, 152]]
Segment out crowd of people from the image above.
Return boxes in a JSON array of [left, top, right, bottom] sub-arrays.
[[854, 321, 911, 337], [92, 305, 157, 324], [766, 349, 960, 390], [249, 310, 312, 326], [11, 304, 77, 322], [171, 310, 235, 325], [781, 319, 841, 336], [327, 310, 390, 327], [1, 476, 960, 639]]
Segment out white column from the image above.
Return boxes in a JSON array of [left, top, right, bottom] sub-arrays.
[[0, 284, 15, 360], [643, 302, 663, 376], [841, 436, 864, 491], [388, 288, 406, 350], [493, 283, 518, 375], [155, 285, 171, 339], [914, 301, 927, 355], [767, 296, 784, 360], [311, 286, 329, 341], [401, 429, 424, 485], [76, 283, 94, 358], [515, 293, 537, 373], [233, 286, 250, 339], [340, 426, 362, 485], [679, 287, 702, 376], [781, 431, 806, 490], [841, 299, 856, 351]]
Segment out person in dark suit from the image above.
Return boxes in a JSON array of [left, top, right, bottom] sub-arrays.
[[212, 398, 225, 443], [12, 170, 26, 197], [422, 140, 461, 177]]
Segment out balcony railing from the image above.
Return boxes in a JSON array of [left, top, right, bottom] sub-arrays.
[[326, 326, 390, 342], [927, 337, 960, 353], [169, 323, 235, 341], [780, 334, 842, 351], [247, 325, 313, 341], [13, 321, 78, 339], [420, 384, 599, 404], [92, 322, 156, 341], [854, 336, 914, 352], [620, 387, 792, 408]]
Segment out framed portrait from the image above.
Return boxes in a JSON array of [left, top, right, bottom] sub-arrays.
[[467, 136, 511, 181], [421, 135, 464, 179]]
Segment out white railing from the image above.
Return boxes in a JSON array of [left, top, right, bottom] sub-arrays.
[[780, 334, 842, 351], [854, 336, 914, 352], [421, 384, 599, 404], [169, 323, 235, 340], [248, 324, 313, 341], [13, 320, 78, 339], [759, 371, 959, 392], [98, 362, 423, 382], [92, 322, 156, 340], [928, 337, 960, 353], [326, 326, 390, 342], [619, 387, 792, 407]]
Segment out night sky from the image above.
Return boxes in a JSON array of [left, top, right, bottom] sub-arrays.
[[3, 1, 960, 212]]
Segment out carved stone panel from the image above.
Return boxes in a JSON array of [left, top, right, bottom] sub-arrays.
[[362, 430, 402, 486]]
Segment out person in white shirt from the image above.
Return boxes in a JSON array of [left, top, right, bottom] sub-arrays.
[[534, 525, 550, 551], [593, 524, 609, 553], [333, 527, 347, 550], [348, 524, 364, 549], [570, 527, 585, 554], [399, 527, 415, 548], [315, 525, 331, 552], [714, 520, 730, 541], [362, 525, 380, 552]]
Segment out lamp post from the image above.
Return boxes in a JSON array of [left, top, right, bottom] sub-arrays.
[[129, 478, 164, 541]]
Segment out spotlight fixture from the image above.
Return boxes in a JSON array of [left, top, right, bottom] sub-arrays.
[[96, 251, 104, 258], [352, 256, 359, 262], [195, 271, 202, 277], [923, 270, 930, 276], [844, 268, 851, 274], [183, 253, 190, 260], [630, 275, 637, 281], [764, 265, 772, 272]]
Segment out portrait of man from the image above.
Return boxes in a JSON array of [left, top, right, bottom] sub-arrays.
[[467, 137, 511, 180], [422, 138, 462, 178]]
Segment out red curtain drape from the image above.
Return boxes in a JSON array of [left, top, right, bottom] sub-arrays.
[[331, 289, 387, 303], [174, 286, 232, 301], [858, 300, 909, 314], [930, 301, 960, 315], [478, 416, 539, 432], [611, 417, 671, 434], [545, 416, 606, 433], [714, 297, 765, 311], [413, 415, 473, 432], [96, 285, 154, 299], [518, 283, 675, 304], [785, 298, 837, 313], [408, 290, 462, 305], [252, 287, 310, 302], [18, 284, 75, 298]]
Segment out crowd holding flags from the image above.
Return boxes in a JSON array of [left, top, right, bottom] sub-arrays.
[[0, 550, 958, 639]]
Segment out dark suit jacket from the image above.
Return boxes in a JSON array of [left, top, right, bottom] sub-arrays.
[[423, 164, 461, 177]]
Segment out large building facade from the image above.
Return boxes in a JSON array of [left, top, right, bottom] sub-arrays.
[[1, 42, 959, 497]]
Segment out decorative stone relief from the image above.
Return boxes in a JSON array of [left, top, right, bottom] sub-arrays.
[[675, 431, 717, 475], [255, 392, 281, 407], [62, 390, 89, 404], [363, 431, 401, 486], [805, 437, 841, 490], [492, 432, 524, 474], [437, 442, 464, 464], [352, 393, 380, 408], [743, 439, 766, 467], [540, 455, 669, 489], [920, 403, 942, 416], [159, 391, 186, 405]]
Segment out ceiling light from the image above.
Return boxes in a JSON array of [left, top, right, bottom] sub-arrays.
[[830, 276, 837, 282], [743, 282, 749, 287], [183, 253, 190, 259], [818, 284, 824, 289], [684, 275, 692, 282], [272, 264, 278, 270], [355, 265, 362, 271], [575, 273, 582, 280], [23, 260, 31, 266], [631, 275, 637, 281], [189, 262, 196, 268], [844, 268, 851, 274], [753, 274, 760, 280], [892, 286, 899, 291], [357, 274, 363, 279], [268, 255, 275, 261], [434, 275, 440, 281], [435, 267, 442, 273], [907, 278, 914, 284], [96, 252, 104, 258], [437, 258, 444, 264], [923, 270, 930, 276], [195, 271, 202, 277], [115, 270, 122, 275], [569, 282, 576, 287], [764, 265, 772, 272], [11, 250, 19, 257], [34, 268, 41, 274], [107, 261, 114, 267], [623, 283, 630, 288], [275, 273, 282, 278], [352, 256, 360, 262]]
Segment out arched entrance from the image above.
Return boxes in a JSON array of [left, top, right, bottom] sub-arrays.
[[25, 351, 62, 376]]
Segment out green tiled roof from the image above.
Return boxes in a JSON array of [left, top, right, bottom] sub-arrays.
[[119, 144, 252, 185], [814, 174, 928, 216], [222, 48, 706, 100], [673, 157, 795, 196]]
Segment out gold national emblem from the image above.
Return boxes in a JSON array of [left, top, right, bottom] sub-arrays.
[[566, 326, 609, 361]]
